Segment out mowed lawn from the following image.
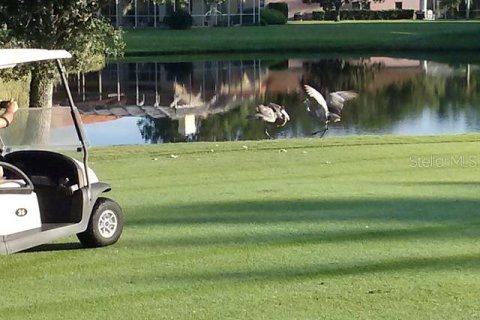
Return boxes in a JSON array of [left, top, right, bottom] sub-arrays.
[[0, 135, 479, 319], [124, 21, 480, 55]]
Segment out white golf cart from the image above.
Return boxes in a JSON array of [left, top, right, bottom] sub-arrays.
[[0, 49, 123, 254]]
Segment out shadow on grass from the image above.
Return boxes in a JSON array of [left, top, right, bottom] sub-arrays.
[[23, 242, 85, 253], [179, 252, 480, 283], [130, 222, 478, 248], [127, 198, 480, 226], [394, 181, 480, 187], [125, 197, 480, 248]]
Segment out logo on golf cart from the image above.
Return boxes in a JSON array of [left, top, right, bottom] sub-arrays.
[[15, 208, 28, 217]]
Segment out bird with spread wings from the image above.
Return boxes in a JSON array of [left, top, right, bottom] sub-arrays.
[[303, 84, 358, 137]]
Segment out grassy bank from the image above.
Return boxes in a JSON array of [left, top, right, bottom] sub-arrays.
[[1, 134, 480, 319], [124, 21, 480, 56]]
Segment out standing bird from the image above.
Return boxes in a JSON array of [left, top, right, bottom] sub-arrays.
[[303, 84, 358, 137], [249, 102, 290, 138]]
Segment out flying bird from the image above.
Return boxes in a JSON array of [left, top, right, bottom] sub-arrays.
[[303, 84, 358, 137], [249, 102, 290, 138]]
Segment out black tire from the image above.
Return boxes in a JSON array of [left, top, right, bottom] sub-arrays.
[[77, 197, 124, 248]]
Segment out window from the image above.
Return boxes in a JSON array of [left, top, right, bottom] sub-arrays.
[[395, 1, 403, 9], [352, 1, 370, 9]]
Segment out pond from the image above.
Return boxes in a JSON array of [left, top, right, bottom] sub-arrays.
[[53, 55, 480, 146]]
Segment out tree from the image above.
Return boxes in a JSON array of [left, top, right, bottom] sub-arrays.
[[0, 0, 124, 109], [440, 0, 462, 18]]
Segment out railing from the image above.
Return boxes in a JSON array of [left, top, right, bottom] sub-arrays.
[[192, 12, 259, 27], [449, 9, 480, 19]]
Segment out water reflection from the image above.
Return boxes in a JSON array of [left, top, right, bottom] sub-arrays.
[[53, 57, 480, 146]]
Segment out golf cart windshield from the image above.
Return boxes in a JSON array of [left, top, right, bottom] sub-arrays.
[[0, 107, 85, 153]]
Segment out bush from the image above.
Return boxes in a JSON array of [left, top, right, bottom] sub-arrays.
[[342, 10, 355, 20], [324, 10, 337, 20], [398, 9, 415, 19], [293, 12, 303, 20], [318, 9, 415, 20], [267, 2, 289, 18], [260, 8, 288, 25], [164, 9, 193, 30], [312, 11, 325, 20], [302, 12, 313, 20]]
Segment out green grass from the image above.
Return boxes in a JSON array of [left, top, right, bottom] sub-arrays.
[[1, 134, 480, 319], [123, 21, 480, 56]]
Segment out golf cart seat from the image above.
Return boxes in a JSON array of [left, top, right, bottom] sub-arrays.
[[0, 179, 26, 188], [4, 150, 84, 224], [0, 160, 31, 193], [5, 150, 81, 186], [0, 160, 25, 188]]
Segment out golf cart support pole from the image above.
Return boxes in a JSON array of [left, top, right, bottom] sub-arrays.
[[56, 59, 91, 196]]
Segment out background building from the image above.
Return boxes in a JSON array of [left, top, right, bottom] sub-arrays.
[[268, 0, 479, 19], [102, 0, 265, 28]]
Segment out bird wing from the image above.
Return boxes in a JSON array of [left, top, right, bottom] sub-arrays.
[[334, 91, 358, 101], [327, 91, 358, 115], [256, 104, 276, 123], [267, 102, 284, 117], [304, 85, 328, 115], [267, 102, 284, 112], [267, 103, 290, 127], [278, 109, 290, 126]]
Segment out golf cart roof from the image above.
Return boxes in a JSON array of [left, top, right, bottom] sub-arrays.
[[0, 49, 72, 69]]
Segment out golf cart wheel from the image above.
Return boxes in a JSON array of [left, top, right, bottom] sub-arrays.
[[77, 197, 124, 248]]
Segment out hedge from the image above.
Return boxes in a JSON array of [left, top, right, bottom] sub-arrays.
[[311, 9, 415, 20], [164, 9, 193, 29], [261, 8, 288, 25], [312, 11, 325, 20], [267, 2, 289, 18]]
